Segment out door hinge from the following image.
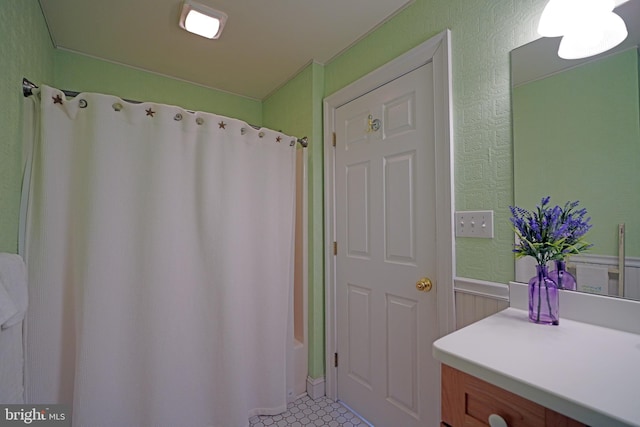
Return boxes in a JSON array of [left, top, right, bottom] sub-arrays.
[[332, 132, 336, 147], [334, 353, 338, 367], [333, 241, 337, 255]]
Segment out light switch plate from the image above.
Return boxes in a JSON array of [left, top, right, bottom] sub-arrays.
[[455, 210, 494, 238]]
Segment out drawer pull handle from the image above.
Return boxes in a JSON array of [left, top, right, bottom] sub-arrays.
[[488, 414, 508, 427]]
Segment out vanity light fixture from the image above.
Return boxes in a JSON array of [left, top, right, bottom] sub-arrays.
[[537, 0, 628, 59], [179, 0, 227, 40]]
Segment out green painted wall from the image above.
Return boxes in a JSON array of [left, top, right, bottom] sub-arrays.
[[0, 0, 54, 253], [54, 50, 262, 125], [263, 62, 325, 378], [263, 64, 314, 139], [513, 49, 640, 257]]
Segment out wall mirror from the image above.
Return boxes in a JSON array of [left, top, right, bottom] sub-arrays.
[[511, 0, 640, 301]]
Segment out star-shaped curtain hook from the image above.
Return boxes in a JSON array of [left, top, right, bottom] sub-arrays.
[[145, 108, 155, 117], [52, 94, 63, 104]]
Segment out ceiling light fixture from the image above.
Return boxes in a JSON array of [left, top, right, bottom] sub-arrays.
[[179, 1, 227, 40], [537, 0, 628, 59]]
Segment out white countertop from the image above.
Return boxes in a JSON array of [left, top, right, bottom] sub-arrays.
[[433, 307, 640, 427]]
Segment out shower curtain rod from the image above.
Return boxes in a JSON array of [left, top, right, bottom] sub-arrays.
[[22, 78, 309, 148]]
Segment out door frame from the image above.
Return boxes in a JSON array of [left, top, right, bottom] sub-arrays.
[[323, 29, 456, 400]]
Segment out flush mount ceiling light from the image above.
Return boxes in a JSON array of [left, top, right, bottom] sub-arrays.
[[537, 0, 628, 59], [179, 0, 227, 39]]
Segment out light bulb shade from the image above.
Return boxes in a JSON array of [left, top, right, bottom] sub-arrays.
[[538, 0, 572, 37], [179, 1, 227, 39], [538, 0, 615, 37], [558, 11, 628, 59]]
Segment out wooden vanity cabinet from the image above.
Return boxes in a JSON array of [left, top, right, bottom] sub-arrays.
[[441, 365, 587, 427]]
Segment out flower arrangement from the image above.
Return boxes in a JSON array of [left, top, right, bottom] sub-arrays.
[[510, 196, 592, 325], [509, 196, 592, 266]]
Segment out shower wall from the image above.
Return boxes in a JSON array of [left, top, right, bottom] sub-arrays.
[[292, 149, 308, 399], [294, 150, 305, 343]]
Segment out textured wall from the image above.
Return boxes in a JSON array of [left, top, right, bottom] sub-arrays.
[[54, 50, 262, 126], [263, 62, 326, 379], [324, 0, 549, 283], [0, 0, 54, 253]]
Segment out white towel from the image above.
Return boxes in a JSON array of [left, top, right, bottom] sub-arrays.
[[0, 253, 28, 329], [576, 264, 609, 295], [0, 279, 18, 326], [0, 253, 27, 404], [0, 324, 25, 403]]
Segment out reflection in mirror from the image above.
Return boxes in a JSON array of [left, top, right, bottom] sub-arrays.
[[510, 1, 640, 301]]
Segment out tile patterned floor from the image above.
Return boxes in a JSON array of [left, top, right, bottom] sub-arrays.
[[249, 395, 369, 427]]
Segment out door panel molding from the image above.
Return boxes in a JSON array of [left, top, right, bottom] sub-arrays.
[[323, 28, 455, 410], [383, 150, 417, 265]]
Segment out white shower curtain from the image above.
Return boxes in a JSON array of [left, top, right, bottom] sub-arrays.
[[23, 86, 297, 427]]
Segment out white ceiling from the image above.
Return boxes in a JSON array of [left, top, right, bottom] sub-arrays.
[[39, 0, 413, 100]]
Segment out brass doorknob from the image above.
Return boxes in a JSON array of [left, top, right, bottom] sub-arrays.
[[416, 277, 433, 292]]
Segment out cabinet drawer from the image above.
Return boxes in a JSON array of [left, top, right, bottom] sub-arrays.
[[442, 365, 586, 427]]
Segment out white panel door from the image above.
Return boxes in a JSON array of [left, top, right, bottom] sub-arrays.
[[335, 63, 438, 427]]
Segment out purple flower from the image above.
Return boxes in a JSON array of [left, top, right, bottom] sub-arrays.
[[509, 197, 592, 265]]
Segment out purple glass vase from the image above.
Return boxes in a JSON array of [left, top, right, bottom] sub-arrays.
[[529, 264, 559, 325], [548, 260, 577, 291]]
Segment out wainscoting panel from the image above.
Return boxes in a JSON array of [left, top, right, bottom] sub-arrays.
[[453, 277, 509, 329], [455, 292, 509, 329]]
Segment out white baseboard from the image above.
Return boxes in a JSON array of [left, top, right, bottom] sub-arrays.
[[306, 376, 325, 400]]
